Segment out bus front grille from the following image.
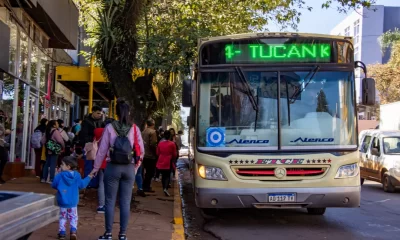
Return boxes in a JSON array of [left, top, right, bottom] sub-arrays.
[[232, 166, 328, 180]]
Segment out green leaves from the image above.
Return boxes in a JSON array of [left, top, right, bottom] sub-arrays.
[[369, 30, 400, 104], [378, 28, 400, 54]]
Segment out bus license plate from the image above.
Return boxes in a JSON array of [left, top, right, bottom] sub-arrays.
[[268, 193, 296, 203]]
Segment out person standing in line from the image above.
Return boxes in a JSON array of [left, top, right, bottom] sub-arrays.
[[156, 130, 177, 196], [176, 130, 183, 150], [52, 156, 93, 240], [79, 106, 104, 181], [32, 118, 48, 178], [57, 119, 71, 166], [142, 119, 158, 192], [90, 99, 144, 240], [0, 111, 8, 184], [41, 120, 65, 184], [94, 118, 115, 213], [169, 128, 180, 182]]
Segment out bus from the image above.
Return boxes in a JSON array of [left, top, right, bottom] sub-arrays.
[[182, 32, 376, 216]]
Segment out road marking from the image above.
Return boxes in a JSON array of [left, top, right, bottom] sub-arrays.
[[172, 169, 185, 240]]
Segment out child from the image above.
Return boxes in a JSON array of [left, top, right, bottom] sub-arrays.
[[52, 156, 93, 240]]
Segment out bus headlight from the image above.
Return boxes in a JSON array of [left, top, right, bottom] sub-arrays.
[[198, 165, 227, 180], [335, 163, 359, 179]]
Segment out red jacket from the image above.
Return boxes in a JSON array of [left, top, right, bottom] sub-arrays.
[[156, 140, 177, 170], [94, 128, 107, 169]]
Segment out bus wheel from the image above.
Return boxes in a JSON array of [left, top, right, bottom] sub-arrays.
[[200, 208, 218, 219], [383, 174, 396, 193], [360, 178, 365, 185], [307, 208, 326, 215]]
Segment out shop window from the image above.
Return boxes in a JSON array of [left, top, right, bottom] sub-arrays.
[[19, 31, 29, 80], [8, 18, 18, 75], [40, 52, 50, 93], [0, 73, 15, 130], [31, 45, 39, 84]]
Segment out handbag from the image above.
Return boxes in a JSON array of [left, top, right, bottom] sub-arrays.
[[45, 130, 62, 155]]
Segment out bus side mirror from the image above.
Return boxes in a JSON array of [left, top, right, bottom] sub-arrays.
[[182, 79, 196, 107], [362, 78, 376, 106]]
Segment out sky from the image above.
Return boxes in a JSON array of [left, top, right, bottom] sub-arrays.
[[266, 0, 400, 34]]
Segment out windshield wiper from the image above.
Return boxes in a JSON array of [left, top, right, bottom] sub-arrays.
[[235, 67, 259, 131], [289, 66, 320, 104]]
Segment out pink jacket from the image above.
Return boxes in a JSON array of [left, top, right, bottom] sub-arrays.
[[156, 140, 177, 170], [41, 128, 65, 150], [94, 124, 144, 170]]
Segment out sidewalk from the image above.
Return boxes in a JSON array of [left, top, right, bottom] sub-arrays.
[[0, 176, 184, 240]]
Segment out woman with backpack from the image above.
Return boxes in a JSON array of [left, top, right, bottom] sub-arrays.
[[41, 120, 65, 184], [90, 99, 144, 240], [32, 118, 48, 178]]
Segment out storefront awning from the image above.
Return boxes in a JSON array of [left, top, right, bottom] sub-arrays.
[[55, 66, 159, 102]]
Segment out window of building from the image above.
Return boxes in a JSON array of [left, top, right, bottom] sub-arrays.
[[19, 31, 29, 80], [8, 17, 18, 75], [354, 19, 360, 44], [344, 26, 350, 36], [354, 46, 360, 61]]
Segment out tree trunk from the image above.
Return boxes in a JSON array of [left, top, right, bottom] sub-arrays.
[[106, 67, 147, 128]]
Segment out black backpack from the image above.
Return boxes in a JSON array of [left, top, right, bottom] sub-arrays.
[[110, 122, 133, 164]]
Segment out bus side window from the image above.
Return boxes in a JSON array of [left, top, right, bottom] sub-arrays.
[[360, 135, 371, 153]]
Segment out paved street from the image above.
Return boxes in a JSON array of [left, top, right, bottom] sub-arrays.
[[177, 159, 400, 240]]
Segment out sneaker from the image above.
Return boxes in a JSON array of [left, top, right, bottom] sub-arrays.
[[155, 178, 161, 182], [97, 206, 105, 214], [98, 233, 112, 240], [137, 189, 146, 197], [40, 179, 46, 183], [118, 233, 127, 240], [47, 180, 53, 184], [70, 232, 77, 240], [143, 189, 155, 193], [164, 189, 171, 197], [58, 232, 66, 240]]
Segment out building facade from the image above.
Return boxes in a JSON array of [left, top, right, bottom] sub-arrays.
[[330, 5, 400, 119], [0, 0, 78, 173]]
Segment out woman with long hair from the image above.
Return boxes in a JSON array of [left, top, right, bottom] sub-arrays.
[[41, 120, 65, 183], [90, 99, 144, 240], [33, 118, 48, 178], [156, 130, 177, 196]]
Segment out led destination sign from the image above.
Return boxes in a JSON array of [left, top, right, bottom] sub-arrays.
[[225, 43, 331, 63]]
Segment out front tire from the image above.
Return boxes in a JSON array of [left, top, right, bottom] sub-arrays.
[[383, 174, 396, 193], [307, 208, 326, 215]]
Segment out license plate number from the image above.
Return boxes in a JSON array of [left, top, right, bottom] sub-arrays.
[[268, 193, 296, 202]]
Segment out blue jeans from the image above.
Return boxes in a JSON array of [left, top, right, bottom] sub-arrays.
[[104, 163, 135, 234], [135, 165, 143, 190], [42, 154, 58, 181]]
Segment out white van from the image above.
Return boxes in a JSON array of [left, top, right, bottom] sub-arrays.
[[359, 130, 400, 192]]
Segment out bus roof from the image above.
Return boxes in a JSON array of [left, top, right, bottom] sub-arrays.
[[198, 32, 353, 46]]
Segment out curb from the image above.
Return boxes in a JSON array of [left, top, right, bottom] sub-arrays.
[[172, 169, 185, 240]]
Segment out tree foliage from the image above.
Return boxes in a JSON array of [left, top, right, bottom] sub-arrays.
[[369, 30, 400, 105], [73, 0, 376, 125]]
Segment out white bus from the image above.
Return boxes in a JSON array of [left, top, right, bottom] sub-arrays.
[[182, 32, 376, 216]]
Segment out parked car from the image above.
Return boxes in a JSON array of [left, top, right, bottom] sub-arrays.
[[359, 129, 400, 192]]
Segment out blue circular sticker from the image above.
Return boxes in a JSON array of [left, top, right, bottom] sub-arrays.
[[206, 128, 225, 147]]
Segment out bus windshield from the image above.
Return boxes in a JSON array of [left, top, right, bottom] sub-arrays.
[[198, 70, 357, 150]]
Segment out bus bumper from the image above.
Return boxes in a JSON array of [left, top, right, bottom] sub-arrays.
[[195, 186, 360, 209]]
